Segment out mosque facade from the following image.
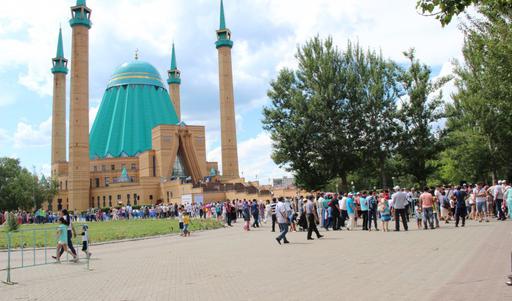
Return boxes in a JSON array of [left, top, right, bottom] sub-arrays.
[[48, 0, 288, 212]]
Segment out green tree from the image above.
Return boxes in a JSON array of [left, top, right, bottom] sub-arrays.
[[263, 37, 343, 190], [264, 37, 404, 190], [396, 49, 449, 187], [357, 50, 403, 188], [416, 0, 512, 26], [0, 158, 36, 211], [443, 5, 512, 181]]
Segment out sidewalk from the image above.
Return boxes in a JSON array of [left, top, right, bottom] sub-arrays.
[[1, 219, 511, 301]]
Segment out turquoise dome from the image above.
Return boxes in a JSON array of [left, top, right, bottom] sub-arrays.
[[90, 60, 179, 159], [107, 60, 165, 89]]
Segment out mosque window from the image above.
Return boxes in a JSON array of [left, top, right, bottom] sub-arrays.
[[117, 195, 121, 201], [103, 196, 106, 208], [172, 154, 189, 178], [65, 180, 67, 190], [108, 196, 112, 207], [105, 177, 110, 187], [93, 166, 97, 172], [95, 178, 100, 188], [131, 163, 137, 171], [111, 164, 115, 171], [102, 165, 106, 172], [149, 195, 153, 200]]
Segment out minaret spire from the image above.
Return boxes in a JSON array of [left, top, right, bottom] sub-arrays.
[[168, 43, 181, 121], [170, 43, 177, 70], [219, 0, 226, 30], [56, 26, 65, 59], [52, 27, 68, 74]]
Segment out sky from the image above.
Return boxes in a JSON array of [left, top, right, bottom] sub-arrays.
[[0, 0, 464, 184]]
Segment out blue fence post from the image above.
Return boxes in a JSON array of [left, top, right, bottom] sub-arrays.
[[20, 232, 24, 268], [33, 230, 36, 266], [44, 229, 47, 265], [2, 231, 16, 285]]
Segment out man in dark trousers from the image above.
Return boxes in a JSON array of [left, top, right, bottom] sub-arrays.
[[306, 195, 323, 240], [330, 194, 341, 230], [270, 198, 277, 232], [392, 186, 409, 231], [453, 186, 467, 227]]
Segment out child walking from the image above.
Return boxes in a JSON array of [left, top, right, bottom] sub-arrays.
[[81, 224, 92, 258], [183, 212, 191, 237], [55, 217, 78, 263], [415, 205, 423, 230]]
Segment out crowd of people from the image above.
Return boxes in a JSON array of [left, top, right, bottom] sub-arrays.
[[212, 181, 512, 244], [2, 181, 511, 238]]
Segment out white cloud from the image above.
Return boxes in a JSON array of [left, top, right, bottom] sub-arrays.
[[13, 116, 52, 149], [0, 93, 15, 107], [40, 163, 51, 177], [207, 132, 289, 184], [0, 128, 12, 145], [89, 105, 100, 130]]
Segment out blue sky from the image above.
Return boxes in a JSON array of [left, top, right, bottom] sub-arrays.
[[0, 0, 463, 183]]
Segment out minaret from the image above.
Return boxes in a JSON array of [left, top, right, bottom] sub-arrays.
[[68, 0, 92, 210], [51, 27, 68, 176], [216, 0, 239, 179], [167, 43, 181, 121]]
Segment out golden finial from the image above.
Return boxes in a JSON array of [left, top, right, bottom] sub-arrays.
[[134, 48, 139, 60]]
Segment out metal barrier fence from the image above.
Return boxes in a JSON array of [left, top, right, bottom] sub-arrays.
[[1, 226, 91, 285]]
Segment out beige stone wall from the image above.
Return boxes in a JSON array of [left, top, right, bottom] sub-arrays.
[[138, 151, 156, 178], [217, 46, 239, 179], [152, 125, 179, 179], [68, 24, 90, 211], [169, 83, 180, 121], [51, 72, 67, 176], [187, 125, 207, 177]]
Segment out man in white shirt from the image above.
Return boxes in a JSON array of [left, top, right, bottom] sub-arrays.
[[275, 197, 289, 245], [493, 180, 506, 220], [339, 194, 348, 229], [391, 186, 408, 231]]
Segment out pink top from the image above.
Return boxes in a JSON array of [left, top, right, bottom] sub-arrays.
[[420, 192, 434, 208]]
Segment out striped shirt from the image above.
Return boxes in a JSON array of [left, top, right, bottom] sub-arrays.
[[270, 203, 277, 215]]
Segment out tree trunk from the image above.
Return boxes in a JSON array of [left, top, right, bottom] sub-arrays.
[[340, 173, 348, 192], [379, 154, 387, 188]]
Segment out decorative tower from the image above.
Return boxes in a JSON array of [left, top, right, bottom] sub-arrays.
[[68, 0, 92, 210], [216, 0, 239, 179], [167, 43, 181, 121], [51, 27, 68, 177]]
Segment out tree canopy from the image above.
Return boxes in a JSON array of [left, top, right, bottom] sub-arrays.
[[0, 157, 58, 211], [416, 0, 512, 26]]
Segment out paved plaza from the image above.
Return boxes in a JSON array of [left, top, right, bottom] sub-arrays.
[[1, 219, 511, 301]]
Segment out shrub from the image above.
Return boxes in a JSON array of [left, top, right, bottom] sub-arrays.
[[7, 212, 19, 232]]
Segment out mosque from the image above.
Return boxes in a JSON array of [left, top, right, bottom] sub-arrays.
[[48, 0, 298, 212]]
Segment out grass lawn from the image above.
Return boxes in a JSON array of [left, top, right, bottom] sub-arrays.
[[0, 218, 224, 250]]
